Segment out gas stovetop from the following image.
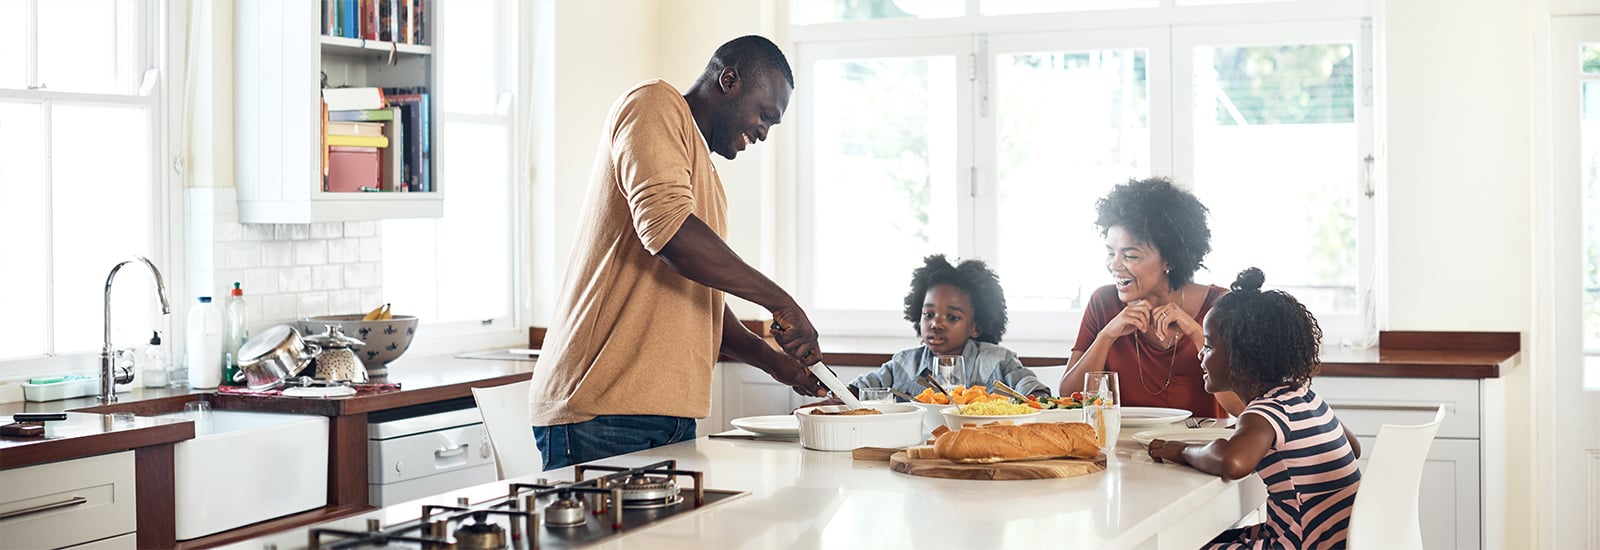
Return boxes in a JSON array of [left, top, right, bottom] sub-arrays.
[[297, 460, 745, 549]]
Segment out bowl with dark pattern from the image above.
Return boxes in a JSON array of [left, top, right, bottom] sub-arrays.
[[299, 314, 418, 373]]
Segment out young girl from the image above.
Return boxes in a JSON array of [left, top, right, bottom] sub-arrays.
[[846, 254, 1049, 399], [1147, 267, 1362, 549]]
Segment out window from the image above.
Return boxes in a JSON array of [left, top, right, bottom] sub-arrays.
[[790, 1, 1374, 343], [1579, 41, 1600, 389], [0, 0, 164, 369], [380, 0, 520, 342]]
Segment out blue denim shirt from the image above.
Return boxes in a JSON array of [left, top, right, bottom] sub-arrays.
[[846, 340, 1050, 399]]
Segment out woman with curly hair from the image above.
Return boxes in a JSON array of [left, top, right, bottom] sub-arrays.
[[1147, 268, 1361, 549], [1063, 177, 1244, 417], [845, 254, 1050, 398]]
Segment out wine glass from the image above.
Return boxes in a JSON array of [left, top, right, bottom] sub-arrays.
[[1084, 371, 1121, 449], [935, 355, 964, 392]]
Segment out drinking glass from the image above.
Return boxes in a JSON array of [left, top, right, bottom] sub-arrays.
[[935, 355, 964, 391], [1084, 371, 1121, 449], [184, 401, 211, 434], [859, 387, 893, 404]]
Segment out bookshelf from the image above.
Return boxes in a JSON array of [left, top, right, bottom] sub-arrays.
[[234, 0, 441, 223]]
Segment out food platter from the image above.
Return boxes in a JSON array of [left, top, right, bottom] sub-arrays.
[[729, 415, 799, 437], [1118, 407, 1192, 428]]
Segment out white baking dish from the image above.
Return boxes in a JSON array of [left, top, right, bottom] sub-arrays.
[[793, 403, 923, 451]]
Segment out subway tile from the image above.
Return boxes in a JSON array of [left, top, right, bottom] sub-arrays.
[[312, 265, 344, 290], [343, 263, 376, 288], [243, 268, 279, 295], [328, 289, 361, 316], [294, 240, 328, 266], [297, 292, 329, 319], [210, 270, 243, 299], [343, 221, 376, 237], [360, 287, 383, 310], [241, 223, 276, 241], [310, 222, 343, 240], [261, 294, 298, 324], [223, 241, 261, 269], [261, 241, 294, 267], [359, 237, 383, 262], [212, 222, 242, 243], [327, 238, 359, 264], [276, 224, 310, 241], [280, 266, 313, 293]]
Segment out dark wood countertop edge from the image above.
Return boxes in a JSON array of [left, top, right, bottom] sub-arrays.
[[340, 372, 532, 414], [0, 421, 194, 470]]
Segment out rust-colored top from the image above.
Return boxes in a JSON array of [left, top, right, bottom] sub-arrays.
[[1073, 285, 1229, 418], [531, 80, 729, 425]]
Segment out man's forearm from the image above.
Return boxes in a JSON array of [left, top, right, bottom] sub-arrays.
[[719, 306, 773, 366], [658, 214, 795, 312]]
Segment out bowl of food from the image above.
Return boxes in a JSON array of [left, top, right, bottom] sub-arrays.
[[1032, 395, 1087, 423], [793, 403, 923, 451], [941, 401, 1042, 431], [298, 311, 418, 375]]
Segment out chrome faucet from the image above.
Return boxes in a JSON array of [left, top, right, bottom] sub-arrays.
[[101, 256, 171, 403]]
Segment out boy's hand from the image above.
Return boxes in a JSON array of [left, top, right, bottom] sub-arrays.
[[1147, 439, 1191, 466]]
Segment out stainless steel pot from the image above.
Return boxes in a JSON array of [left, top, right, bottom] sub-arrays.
[[235, 325, 320, 390]]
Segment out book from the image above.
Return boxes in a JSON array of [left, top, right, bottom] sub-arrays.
[[328, 121, 384, 137], [328, 134, 389, 148], [361, 0, 376, 40], [380, 107, 405, 191], [328, 146, 381, 192], [327, 108, 395, 122], [384, 88, 430, 192], [322, 87, 385, 111]]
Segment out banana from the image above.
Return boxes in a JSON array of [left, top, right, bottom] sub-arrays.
[[379, 303, 393, 321], [363, 303, 389, 321]]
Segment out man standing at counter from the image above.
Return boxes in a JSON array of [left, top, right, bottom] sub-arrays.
[[530, 36, 825, 470]]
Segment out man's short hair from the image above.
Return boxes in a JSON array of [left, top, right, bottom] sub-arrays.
[[705, 35, 794, 88]]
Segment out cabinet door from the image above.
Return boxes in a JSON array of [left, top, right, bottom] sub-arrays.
[[716, 363, 872, 431], [1355, 437, 1480, 549]]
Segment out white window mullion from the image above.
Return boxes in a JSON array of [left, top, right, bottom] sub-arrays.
[[25, 0, 38, 89], [41, 99, 55, 355]]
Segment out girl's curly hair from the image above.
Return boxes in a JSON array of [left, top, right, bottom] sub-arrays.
[[1094, 177, 1212, 290], [901, 254, 1008, 344], [1210, 268, 1322, 395]]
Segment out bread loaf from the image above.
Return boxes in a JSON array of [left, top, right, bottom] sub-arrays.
[[933, 422, 1099, 463]]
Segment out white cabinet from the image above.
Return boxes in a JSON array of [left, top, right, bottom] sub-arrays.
[[1312, 377, 1484, 549], [234, 0, 442, 223], [0, 452, 137, 549], [714, 362, 872, 430]]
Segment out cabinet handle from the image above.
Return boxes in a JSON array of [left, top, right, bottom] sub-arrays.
[[0, 496, 88, 520], [1328, 401, 1450, 414], [434, 443, 469, 459]]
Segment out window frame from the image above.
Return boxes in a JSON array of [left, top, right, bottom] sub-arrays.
[[782, 0, 1376, 347], [0, 0, 172, 380]]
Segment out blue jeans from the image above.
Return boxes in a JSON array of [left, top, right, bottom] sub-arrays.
[[533, 415, 697, 471]]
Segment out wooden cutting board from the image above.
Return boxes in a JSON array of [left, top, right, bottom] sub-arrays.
[[887, 450, 1107, 480]]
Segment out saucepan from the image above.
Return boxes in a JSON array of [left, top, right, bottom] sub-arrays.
[[235, 325, 320, 390]]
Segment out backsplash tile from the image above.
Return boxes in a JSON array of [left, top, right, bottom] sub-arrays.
[[188, 188, 384, 337]]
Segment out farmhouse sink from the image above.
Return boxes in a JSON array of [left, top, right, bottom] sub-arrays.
[[151, 410, 329, 540]]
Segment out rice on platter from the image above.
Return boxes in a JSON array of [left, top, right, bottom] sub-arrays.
[[959, 401, 1035, 416]]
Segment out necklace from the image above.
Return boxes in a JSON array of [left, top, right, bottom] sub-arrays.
[[1133, 286, 1184, 396]]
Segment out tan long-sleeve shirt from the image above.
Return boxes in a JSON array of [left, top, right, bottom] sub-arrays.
[[529, 80, 728, 426]]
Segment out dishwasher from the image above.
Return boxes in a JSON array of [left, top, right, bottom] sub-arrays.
[[367, 397, 498, 506]]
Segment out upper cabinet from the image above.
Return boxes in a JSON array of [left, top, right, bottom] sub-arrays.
[[234, 0, 441, 223]]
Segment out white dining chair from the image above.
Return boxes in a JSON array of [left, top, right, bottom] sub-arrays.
[[1347, 405, 1447, 549], [1028, 365, 1069, 393], [471, 380, 541, 480]]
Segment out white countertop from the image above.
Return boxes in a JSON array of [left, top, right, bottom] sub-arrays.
[[230, 428, 1266, 550]]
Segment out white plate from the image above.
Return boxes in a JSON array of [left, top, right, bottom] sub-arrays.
[[1119, 406, 1192, 428], [1132, 427, 1235, 448], [730, 415, 799, 437]]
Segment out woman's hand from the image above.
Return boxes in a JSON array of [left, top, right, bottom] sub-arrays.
[[1099, 300, 1152, 340], [1147, 439, 1191, 466], [1149, 301, 1201, 344]]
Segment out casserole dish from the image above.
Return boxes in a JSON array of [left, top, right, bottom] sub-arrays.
[[792, 403, 922, 451]]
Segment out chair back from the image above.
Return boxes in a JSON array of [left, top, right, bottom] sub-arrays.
[[1028, 365, 1069, 393], [1348, 405, 1447, 549], [471, 380, 540, 480]]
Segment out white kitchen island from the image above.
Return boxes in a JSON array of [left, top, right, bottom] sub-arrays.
[[229, 429, 1267, 550]]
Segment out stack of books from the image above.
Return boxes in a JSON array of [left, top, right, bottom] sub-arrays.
[[323, 0, 427, 44], [320, 86, 429, 193]]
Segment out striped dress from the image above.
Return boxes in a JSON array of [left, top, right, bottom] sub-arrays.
[[1206, 385, 1362, 549]]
